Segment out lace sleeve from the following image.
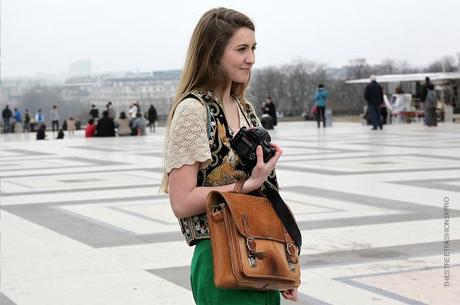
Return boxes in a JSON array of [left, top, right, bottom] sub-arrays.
[[165, 98, 212, 174]]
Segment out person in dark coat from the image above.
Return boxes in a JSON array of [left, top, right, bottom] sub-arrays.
[[364, 75, 384, 130], [421, 77, 431, 103], [262, 96, 277, 126], [36, 124, 47, 140], [424, 84, 438, 126], [147, 104, 158, 133], [95, 110, 116, 137], [23, 109, 31, 132], [2, 105, 13, 133], [89, 105, 99, 120], [56, 129, 65, 139]]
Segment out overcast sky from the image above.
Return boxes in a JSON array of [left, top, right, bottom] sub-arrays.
[[2, 0, 460, 78]]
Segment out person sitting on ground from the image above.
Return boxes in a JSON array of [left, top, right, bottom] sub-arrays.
[[132, 112, 148, 136], [116, 111, 132, 136], [56, 129, 65, 139], [85, 118, 96, 137], [95, 110, 116, 137], [36, 124, 47, 140], [66, 117, 76, 136], [262, 96, 277, 125]]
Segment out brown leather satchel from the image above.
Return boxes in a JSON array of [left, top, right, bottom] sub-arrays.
[[206, 186, 301, 290]]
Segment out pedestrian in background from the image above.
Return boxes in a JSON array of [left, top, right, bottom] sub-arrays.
[[35, 109, 45, 127], [364, 75, 384, 130], [424, 84, 438, 126], [148, 104, 158, 133], [23, 109, 31, 132], [314, 84, 328, 128], [89, 105, 99, 120], [50, 105, 60, 132], [2, 105, 12, 133], [262, 96, 277, 126]]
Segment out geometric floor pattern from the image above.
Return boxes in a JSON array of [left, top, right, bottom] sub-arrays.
[[1, 121, 459, 305]]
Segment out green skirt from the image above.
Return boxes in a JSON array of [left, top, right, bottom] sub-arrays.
[[190, 239, 280, 305]]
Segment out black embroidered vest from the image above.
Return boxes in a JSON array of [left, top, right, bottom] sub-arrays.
[[178, 90, 278, 246]]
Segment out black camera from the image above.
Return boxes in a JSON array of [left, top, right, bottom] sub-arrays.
[[230, 126, 276, 171]]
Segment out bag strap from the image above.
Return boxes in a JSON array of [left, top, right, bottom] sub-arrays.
[[233, 179, 246, 193], [264, 183, 302, 253], [234, 179, 302, 254]]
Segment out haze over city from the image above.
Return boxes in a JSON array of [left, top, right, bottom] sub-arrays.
[[2, 0, 460, 78]]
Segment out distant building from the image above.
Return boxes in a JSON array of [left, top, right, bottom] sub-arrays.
[[63, 70, 181, 117], [68, 59, 92, 77]]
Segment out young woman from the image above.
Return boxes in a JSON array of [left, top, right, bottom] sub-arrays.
[[161, 7, 297, 304]]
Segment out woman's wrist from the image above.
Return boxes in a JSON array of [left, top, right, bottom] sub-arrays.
[[241, 178, 261, 193]]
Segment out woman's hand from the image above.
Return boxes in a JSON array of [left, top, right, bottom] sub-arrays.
[[281, 288, 298, 301], [242, 143, 282, 193]]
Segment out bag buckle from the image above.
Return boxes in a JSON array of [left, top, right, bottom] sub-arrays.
[[286, 243, 298, 265], [246, 237, 256, 253], [246, 237, 266, 260], [286, 243, 297, 256]]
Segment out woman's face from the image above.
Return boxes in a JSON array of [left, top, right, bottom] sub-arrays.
[[219, 27, 256, 84]]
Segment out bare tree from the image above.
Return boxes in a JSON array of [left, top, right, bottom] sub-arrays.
[[457, 52, 460, 71], [249, 67, 285, 113], [425, 55, 457, 72], [284, 60, 327, 115], [19, 86, 87, 124], [345, 58, 372, 79], [375, 58, 418, 75], [379, 58, 398, 74]]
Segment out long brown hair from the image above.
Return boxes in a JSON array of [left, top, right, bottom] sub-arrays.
[[160, 7, 255, 192]]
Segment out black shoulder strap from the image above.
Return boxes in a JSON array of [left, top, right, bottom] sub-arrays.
[[264, 183, 302, 253]]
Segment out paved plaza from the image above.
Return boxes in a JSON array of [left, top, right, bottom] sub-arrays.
[[1, 121, 459, 305]]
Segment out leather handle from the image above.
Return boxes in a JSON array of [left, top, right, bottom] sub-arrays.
[[233, 179, 247, 193]]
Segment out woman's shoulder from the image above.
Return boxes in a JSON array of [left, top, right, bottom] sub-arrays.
[[175, 97, 207, 116]]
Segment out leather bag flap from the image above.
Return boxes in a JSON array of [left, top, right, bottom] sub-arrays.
[[208, 191, 289, 242]]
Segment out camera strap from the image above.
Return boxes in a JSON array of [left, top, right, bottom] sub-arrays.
[[233, 97, 253, 127], [264, 183, 302, 253]]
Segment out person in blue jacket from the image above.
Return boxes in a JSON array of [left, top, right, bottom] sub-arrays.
[[314, 84, 329, 128]]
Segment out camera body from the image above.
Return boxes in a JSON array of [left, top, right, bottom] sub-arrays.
[[230, 126, 276, 171]]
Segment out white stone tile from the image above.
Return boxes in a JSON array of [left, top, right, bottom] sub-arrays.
[[3, 271, 193, 305], [58, 199, 178, 234], [299, 271, 409, 305], [300, 217, 460, 254]]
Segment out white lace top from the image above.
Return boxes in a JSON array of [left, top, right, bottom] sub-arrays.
[[165, 97, 252, 174]]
